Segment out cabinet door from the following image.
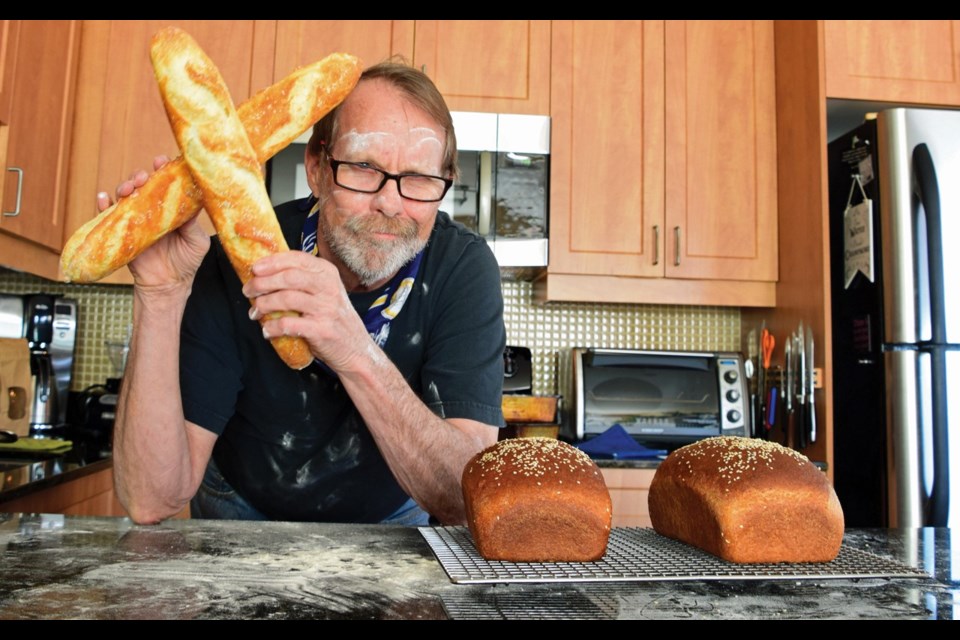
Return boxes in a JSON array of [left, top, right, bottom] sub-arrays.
[[664, 20, 778, 282], [601, 467, 656, 528], [548, 20, 664, 278], [273, 20, 412, 81], [0, 20, 79, 251], [824, 20, 960, 106], [0, 20, 18, 126], [413, 20, 551, 115]]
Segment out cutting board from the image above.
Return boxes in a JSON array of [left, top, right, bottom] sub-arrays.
[[0, 338, 33, 436]]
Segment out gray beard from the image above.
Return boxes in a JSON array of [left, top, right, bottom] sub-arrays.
[[318, 208, 428, 287]]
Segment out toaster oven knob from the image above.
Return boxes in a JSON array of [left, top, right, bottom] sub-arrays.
[[723, 370, 739, 384], [726, 389, 741, 403], [727, 409, 742, 423]]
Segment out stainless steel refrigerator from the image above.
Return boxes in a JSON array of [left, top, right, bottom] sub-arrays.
[[829, 107, 960, 529]]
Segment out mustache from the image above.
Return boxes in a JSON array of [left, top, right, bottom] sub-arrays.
[[345, 214, 419, 240]]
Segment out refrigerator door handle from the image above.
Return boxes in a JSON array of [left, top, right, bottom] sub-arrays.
[[912, 142, 950, 527], [913, 144, 947, 345]]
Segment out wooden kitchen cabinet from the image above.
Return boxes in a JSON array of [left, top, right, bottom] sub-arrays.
[[0, 465, 125, 517], [601, 467, 656, 528], [541, 20, 777, 307], [0, 463, 190, 519], [411, 20, 551, 115], [0, 20, 17, 126], [273, 20, 413, 82], [824, 20, 960, 106], [663, 21, 778, 283], [274, 20, 551, 114], [0, 20, 80, 278]]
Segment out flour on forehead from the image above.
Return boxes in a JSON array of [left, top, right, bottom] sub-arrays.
[[340, 130, 391, 153], [409, 127, 443, 145]]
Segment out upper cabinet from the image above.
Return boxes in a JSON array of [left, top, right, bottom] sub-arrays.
[[547, 21, 664, 281], [0, 20, 80, 276], [543, 20, 778, 306], [273, 21, 412, 82], [411, 20, 551, 115], [824, 20, 960, 105], [270, 20, 551, 115], [0, 20, 17, 126]]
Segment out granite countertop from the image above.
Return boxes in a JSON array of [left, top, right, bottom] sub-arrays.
[[0, 514, 956, 620]]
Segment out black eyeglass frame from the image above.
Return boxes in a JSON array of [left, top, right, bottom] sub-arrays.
[[322, 147, 453, 203]]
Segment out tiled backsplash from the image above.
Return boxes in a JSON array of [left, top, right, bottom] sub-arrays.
[[0, 268, 133, 391], [1, 268, 740, 398], [501, 281, 740, 401]]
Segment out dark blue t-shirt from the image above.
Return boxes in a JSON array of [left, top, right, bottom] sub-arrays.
[[179, 198, 506, 522]]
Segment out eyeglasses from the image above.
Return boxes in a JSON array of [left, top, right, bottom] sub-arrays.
[[324, 154, 453, 203]]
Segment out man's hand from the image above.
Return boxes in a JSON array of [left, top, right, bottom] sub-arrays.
[[241, 251, 370, 371], [97, 155, 210, 292]]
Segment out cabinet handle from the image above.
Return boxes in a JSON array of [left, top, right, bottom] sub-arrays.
[[674, 226, 681, 266], [3, 167, 23, 217], [478, 151, 493, 236], [652, 225, 659, 265]]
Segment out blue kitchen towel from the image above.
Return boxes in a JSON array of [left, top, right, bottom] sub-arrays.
[[575, 424, 668, 460]]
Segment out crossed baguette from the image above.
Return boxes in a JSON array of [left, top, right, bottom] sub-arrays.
[[60, 28, 361, 369], [60, 38, 361, 286]]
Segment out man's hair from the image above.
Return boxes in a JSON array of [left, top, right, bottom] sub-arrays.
[[306, 58, 459, 180]]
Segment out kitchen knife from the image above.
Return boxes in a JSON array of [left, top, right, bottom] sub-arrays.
[[758, 322, 767, 437], [784, 340, 794, 446], [806, 325, 816, 444], [766, 386, 777, 438], [761, 329, 775, 437], [796, 323, 806, 450]]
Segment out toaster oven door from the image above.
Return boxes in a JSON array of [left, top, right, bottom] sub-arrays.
[[575, 350, 728, 448]]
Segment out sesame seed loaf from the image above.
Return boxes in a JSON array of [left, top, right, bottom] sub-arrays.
[[648, 436, 844, 563], [461, 437, 613, 562]]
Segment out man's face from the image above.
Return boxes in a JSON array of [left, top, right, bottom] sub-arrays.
[[306, 78, 446, 289]]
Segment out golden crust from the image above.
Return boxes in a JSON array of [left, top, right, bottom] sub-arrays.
[[462, 437, 613, 562], [59, 43, 361, 287], [648, 436, 845, 563], [150, 27, 313, 369]]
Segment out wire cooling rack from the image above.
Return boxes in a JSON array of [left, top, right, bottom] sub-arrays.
[[419, 526, 932, 584]]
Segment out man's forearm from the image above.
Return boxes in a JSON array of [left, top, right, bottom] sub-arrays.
[[113, 286, 214, 524], [339, 349, 498, 524]]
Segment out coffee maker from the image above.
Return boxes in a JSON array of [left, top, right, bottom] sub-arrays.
[[0, 293, 78, 434]]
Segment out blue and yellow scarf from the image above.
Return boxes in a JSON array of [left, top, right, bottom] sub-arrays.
[[300, 196, 423, 357]]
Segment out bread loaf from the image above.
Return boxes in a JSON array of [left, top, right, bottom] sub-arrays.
[[60, 48, 361, 284], [149, 27, 314, 369], [648, 436, 844, 563], [462, 437, 612, 562]]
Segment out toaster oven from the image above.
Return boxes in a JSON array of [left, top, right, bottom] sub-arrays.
[[570, 348, 748, 449]]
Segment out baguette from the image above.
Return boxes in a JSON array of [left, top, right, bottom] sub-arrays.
[[149, 27, 316, 369], [60, 48, 361, 284]]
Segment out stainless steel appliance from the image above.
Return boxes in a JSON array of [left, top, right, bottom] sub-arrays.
[[0, 293, 78, 432], [569, 348, 748, 449], [828, 107, 960, 528], [439, 112, 549, 268], [503, 345, 532, 394], [267, 112, 550, 270], [68, 383, 118, 452]]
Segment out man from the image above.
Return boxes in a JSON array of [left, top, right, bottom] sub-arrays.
[[106, 61, 506, 526]]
